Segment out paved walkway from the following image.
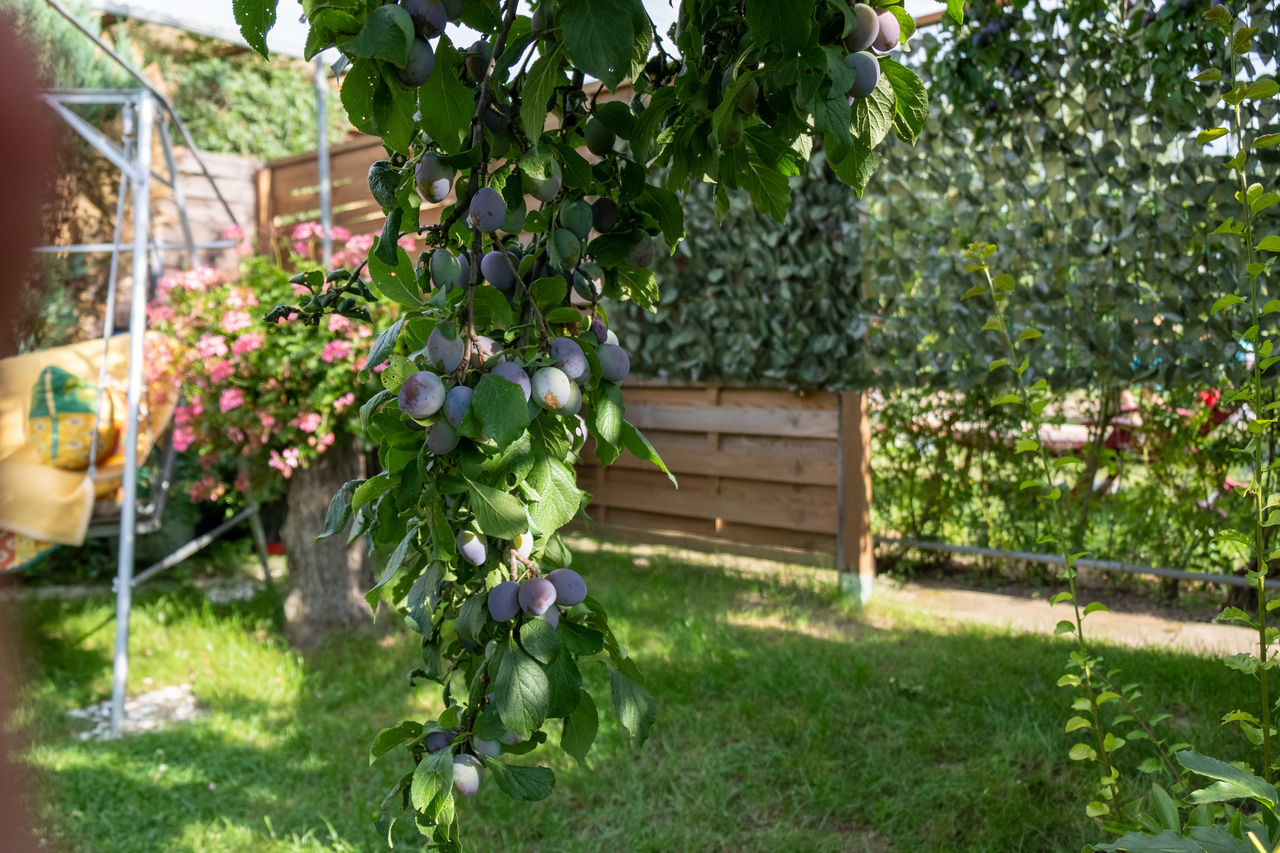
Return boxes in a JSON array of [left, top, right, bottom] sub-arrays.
[[873, 580, 1257, 657]]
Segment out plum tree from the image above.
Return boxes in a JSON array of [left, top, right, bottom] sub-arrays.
[[591, 198, 619, 233], [559, 200, 593, 241], [402, 0, 446, 39], [486, 581, 520, 621], [430, 248, 462, 289], [584, 118, 616, 156], [398, 371, 445, 417], [462, 40, 492, 81], [546, 568, 586, 607], [517, 577, 557, 616], [873, 10, 901, 52], [590, 317, 608, 344], [596, 344, 630, 383], [416, 152, 455, 204], [527, 159, 562, 203], [531, 366, 572, 410], [425, 730, 453, 753], [472, 738, 501, 758]]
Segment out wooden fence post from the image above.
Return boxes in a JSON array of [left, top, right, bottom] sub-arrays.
[[836, 391, 874, 604]]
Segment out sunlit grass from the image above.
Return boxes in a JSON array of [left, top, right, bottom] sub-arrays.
[[12, 539, 1259, 852]]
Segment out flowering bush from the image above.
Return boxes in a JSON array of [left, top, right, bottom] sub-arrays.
[[149, 227, 390, 504]]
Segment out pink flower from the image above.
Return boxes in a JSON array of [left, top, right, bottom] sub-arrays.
[[328, 314, 352, 334], [317, 432, 335, 452], [275, 311, 300, 326], [330, 225, 351, 242], [291, 283, 311, 296], [219, 387, 245, 413], [268, 447, 301, 478], [234, 472, 250, 493], [225, 288, 259, 310], [294, 413, 322, 433], [232, 333, 264, 355], [397, 233, 417, 253], [221, 224, 245, 242], [221, 310, 252, 334], [196, 334, 228, 359], [208, 360, 234, 384], [226, 426, 244, 443], [291, 222, 322, 242], [321, 340, 353, 363], [334, 392, 355, 412], [260, 413, 276, 430], [173, 425, 195, 452], [373, 360, 389, 373], [345, 233, 375, 254]]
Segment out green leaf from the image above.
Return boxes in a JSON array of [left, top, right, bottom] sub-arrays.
[[418, 37, 476, 155], [233, 0, 277, 58], [880, 59, 928, 145], [1014, 438, 1039, 454], [368, 523, 419, 604], [1197, 128, 1229, 144], [621, 421, 677, 488], [518, 616, 561, 665], [471, 374, 533, 446], [592, 382, 625, 466], [946, 0, 964, 24], [368, 244, 423, 308], [827, 134, 882, 197], [521, 46, 566, 143], [340, 3, 414, 66], [364, 317, 405, 378], [495, 640, 551, 739], [559, 0, 638, 90], [744, 0, 815, 53], [1258, 235, 1280, 253], [410, 746, 453, 811], [370, 720, 422, 765], [1177, 750, 1278, 808], [1083, 602, 1109, 616], [1091, 830, 1209, 852], [316, 480, 359, 542], [1065, 716, 1091, 733], [1255, 133, 1280, 149], [610, 668, 656, 745], [561, 691, 598, 764], [559, 620, 605, 656], [1068, 743, 1097, 761], [1054, 620, 1076, 635], [526, 455, 582, 534], [481, 757, 555, 802], [465, 480, 528, 539]]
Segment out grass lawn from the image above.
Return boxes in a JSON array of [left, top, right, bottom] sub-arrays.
[[9, 539, 1259, 852]]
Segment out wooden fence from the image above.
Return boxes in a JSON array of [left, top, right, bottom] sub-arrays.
[[578, 383, 874, 596]]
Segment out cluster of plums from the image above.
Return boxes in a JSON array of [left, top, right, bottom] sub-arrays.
[[842, 3, 904, 100], [486, 566, 587, 626], [422, 725, 521, 796]]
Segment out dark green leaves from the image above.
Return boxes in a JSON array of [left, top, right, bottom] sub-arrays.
[[341, 4, 414, 66], [316, 480, 360, 542], [745, 0, 815, 53], [465, 480, 527, 539], [880, 59, 929, 146], [561, 691, 598, 763], [410, 746, 454, 811], [369, 720, 422, 765], [480, 757, 555, 801], [518, 616, 561, 665], [233, 0, 277, 58], [418, 37, 475, 154], [521, 47, 567, 143], [559, 0, 640, 90], [527, 455, 582, 533], [1178, 750, 1279, 809], [495, 640, 550, 739], [622, 422, 676, 488], [368, 244, 423, 308], [469, 374, 532, 446], [610, 668, 656, 745], [591, 382, 625, 466]]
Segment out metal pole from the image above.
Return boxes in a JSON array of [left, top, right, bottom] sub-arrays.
[[110, 90, 154, 738], [314, 58, 332, 268]]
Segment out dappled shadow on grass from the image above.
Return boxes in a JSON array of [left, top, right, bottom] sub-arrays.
[[15, 549, 1265, 853]]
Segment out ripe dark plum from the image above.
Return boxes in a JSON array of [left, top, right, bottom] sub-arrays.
[[416, 152, 454, 204], [398, 371, 445, 417], [596, 343, 630, 382], [458, 251, 471, 286], [427, 421, 459, 454], [457, 530, 487, 566], [491, 361, 531, 401], [395, 38, 435, 87], [480, 250, 515, 291], [453, 755, 482, 796], [844, 3, 880, 51], [546, 568, 587, 606], [550, 337, 587, 380], [443, 384, 473, 428], [590, 317, 608, 344], [531, 366, 572, 410], [845, 51, 880, 99], [467, 187, 507, 233], [464, 40, 493, 80], [591, 197, 619, 232], [472, 335, 501, 363], [538, 607, 560, 628], [527, 159, 562, 203], [425, 730, 453, 752], [426, 326, 465, 372], [872, 10, 900, 51], [430, 249, 461, 289], [487, 581, 520, 621], [483, 103, 511, 134], [584, 117, 616, 156], [518, 577, 557, 616], [402, 0, 446, 38]]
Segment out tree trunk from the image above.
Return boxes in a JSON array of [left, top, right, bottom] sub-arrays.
[[282, 438, 371, 647]]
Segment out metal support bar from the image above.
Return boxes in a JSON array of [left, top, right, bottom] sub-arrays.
[[875, 535, 1280, 591], [158, 119, 196, 265], [130, 507, 259, 589], [110, 89, 154, 739], [41, 96, 138, 181], [314, 57, 332, 268]]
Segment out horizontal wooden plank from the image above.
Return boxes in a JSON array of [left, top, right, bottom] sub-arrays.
[[590, 483, 837, 535], [717, 388, 839, 410], [589, 507, 716, 538], [595, 466, 711, 493], [565, 521, 836, 568], [580, 445, 839, 487], [719, 433, 838, 460], [625, 403, 839, 439], [716, 520, 837, 555]]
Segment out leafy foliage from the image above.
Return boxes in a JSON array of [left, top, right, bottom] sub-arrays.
[[232, 0, 950, 848]]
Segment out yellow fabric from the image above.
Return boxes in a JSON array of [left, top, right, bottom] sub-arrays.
[[0, 334, 179, 553], [27, 367, 120, 469]]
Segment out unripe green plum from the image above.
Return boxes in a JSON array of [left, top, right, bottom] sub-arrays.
[[427, 421, 459, 454], [526, 159, 562, 203], [845, 51, 880, 99], [546, 568, 587, 606], [464, 40, 493, 81], [492, 361, 531, 401], [844, 3, 880, 51], [553, 228, 582, 268], [430, 249, 461, 289], [481, 250, 514, 291], [443, 384, 472, 428], [736, 78, 760, 115], [872, 9, 900, 51], [487, 580, 520, 621], [453, 755, 482, 796], [467, 187, 507, 233], [426, 326, 465, 373], [717, 114, 744, 148], [416, 152, 454, 204], [518, 577, 557, 615], [531, 366, 572, 410], [591, 197, 619, 232], [550, 337, 587, 380], [584, 117, 616, 156], [396, 38, 435, 87], [597, 343, 630, 382], [398, 371, 446, 417], [560, 200, 593, 241], [473, 738, 501, 758], [457, 530, 487, 566]]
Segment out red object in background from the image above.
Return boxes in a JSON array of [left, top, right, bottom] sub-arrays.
[[266, 542, 286, 556], [1199, 388, 1222, 408]]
